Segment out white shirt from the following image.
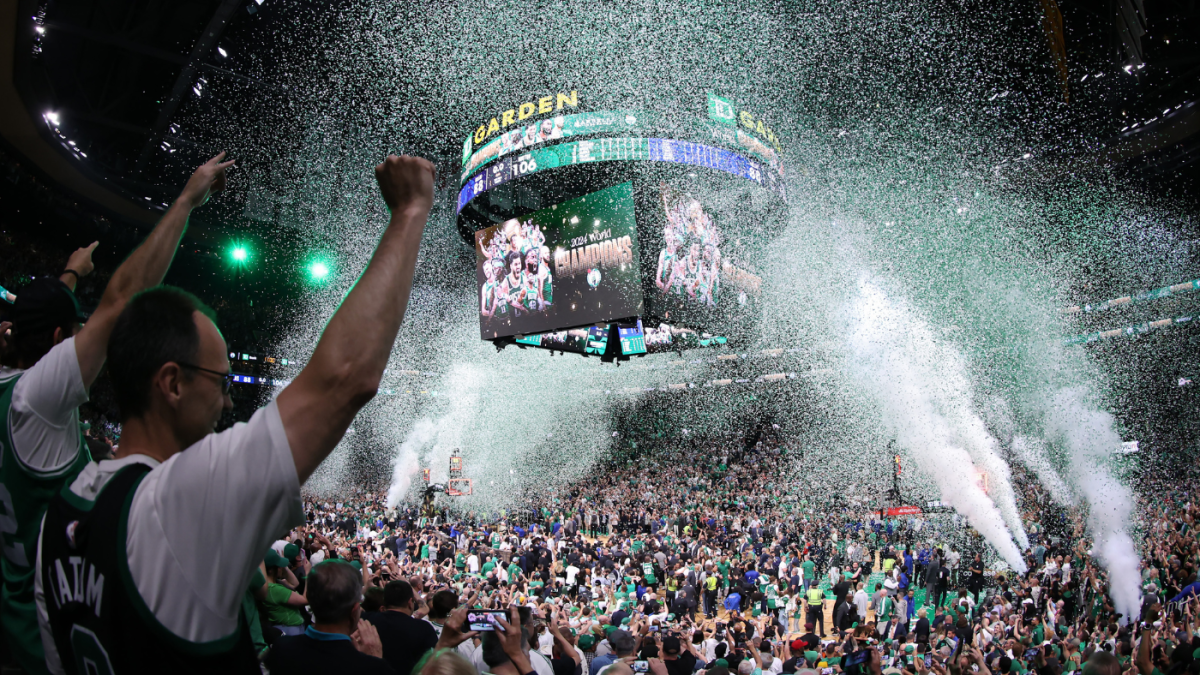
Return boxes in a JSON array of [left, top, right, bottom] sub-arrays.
[[35, 400, 302, 673], [566, 565, 580, 585], [468, 554, 480, 573], [2, 337, 88, 474], [854, 589, 870, 619]]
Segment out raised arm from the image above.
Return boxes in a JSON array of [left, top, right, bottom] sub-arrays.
[[74, 153, 234, 386], [278, 156, 433, 482]]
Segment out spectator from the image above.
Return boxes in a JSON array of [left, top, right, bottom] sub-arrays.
[[34, 155, 435, 670], [367, 580, 440, 675], [261, 550, 308, 636], [5, 153, 230, 675], [262, 559, 393, 672]]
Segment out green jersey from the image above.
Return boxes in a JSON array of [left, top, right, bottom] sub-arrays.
[[0, 370, 91, 673], [801, 560, 816, 582]]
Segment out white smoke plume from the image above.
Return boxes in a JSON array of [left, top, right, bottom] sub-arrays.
[[1009, 436, 1076, 507], [1042, 387, 1141, 623], [386, 419, 436, 508], [845, 277, 1027, 572]]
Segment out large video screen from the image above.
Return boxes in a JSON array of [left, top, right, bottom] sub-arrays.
[[643, 184, 762, 330], [477, 182, 643, 340]]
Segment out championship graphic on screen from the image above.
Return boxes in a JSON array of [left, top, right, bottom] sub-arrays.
[[476, 182, 643, 339], [647, 184, 762, 329]]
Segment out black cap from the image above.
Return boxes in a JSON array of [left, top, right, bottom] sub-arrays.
[[10, 278, 88, 335], [662, 635, 682, 655]]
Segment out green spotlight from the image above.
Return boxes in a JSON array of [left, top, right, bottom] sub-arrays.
[[309, 261, 330, 280], [231, 246, 248, 262]]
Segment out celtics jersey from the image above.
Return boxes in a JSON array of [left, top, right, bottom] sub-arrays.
[[540, 269, 553, 305], [0, 370, 92, 674], [41, 464, 258, 673], [0, 372, 91, 574]]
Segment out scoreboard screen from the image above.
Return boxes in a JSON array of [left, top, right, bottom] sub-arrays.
[[618, 321, 646, 355]]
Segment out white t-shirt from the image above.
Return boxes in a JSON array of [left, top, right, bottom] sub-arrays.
[[3, 337, 89, 474], [35, 400, 302, 673], [468, 554, 480, 573], [566, 565, 580, 585]]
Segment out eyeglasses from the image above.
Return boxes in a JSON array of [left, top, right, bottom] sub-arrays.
[[177, 362, 234, 394]]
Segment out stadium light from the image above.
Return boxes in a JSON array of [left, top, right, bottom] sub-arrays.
[[230, 246, 249, 263], [306, 259, 333, 283]]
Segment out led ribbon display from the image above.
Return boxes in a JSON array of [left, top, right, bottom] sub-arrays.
[[460, 110, 786, 186], [457, 137, 787, 213]]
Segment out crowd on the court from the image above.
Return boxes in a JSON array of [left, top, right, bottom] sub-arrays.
[[248, 438, 1200, 675]]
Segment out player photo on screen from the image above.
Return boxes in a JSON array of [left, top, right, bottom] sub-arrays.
[[646, 184, 763, 331], [656, 186, 723, 307], [479, 218, 554, 319], [461, 115, 567, 182], [476, 182, 643, 340]]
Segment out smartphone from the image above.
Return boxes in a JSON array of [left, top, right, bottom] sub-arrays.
[[822, 669, 834, 675], [844, 649, 870, 669], [633, 662, 650, 673], [1024, 649, 1039, 662], [650, 626, 659, 633], [468, 610, 509, 632], [925, 654, 932, 668]]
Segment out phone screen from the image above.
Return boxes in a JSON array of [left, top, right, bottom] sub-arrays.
[[468, 610, 508, 632], [633, 662, 649, 673], [925, 654, 932, 667], [844, 649, 870, 668]]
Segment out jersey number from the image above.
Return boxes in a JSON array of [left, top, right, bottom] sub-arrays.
[[0, 483, 27, 566], [70, 625, 115, 675]]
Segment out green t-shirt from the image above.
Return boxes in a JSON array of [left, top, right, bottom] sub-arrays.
[[508, 563, 522, 580], [801, 560, 816, 581], [456, 553, 467, 569], [244, 568, 268, 653], [264, 583, 304, 626], [481, 561, 496, 575]]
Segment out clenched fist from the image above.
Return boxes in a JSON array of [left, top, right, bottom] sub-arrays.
[[374, 155, 435, 215]]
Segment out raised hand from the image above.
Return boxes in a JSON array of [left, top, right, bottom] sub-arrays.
[[179, 152, 236, 209], [65, 241, 99, 278], [352, 620, 384, 658], [374, 155, 435, 215], [436, 606, 480, 649]]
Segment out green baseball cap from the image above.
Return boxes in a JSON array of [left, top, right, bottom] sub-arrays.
[[264, 550, 289, 568], [283, 543, 300, 561], [579, 635, 596, 649]]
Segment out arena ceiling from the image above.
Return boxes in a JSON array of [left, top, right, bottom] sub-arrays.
[[1, 0, 1197, 246]]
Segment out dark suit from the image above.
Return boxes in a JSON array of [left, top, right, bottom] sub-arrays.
[[365, 610, 439, 675]]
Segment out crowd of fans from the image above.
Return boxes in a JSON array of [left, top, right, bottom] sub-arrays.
[[1, 153, 1198, 675], [244, 440, 1199, 675]]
